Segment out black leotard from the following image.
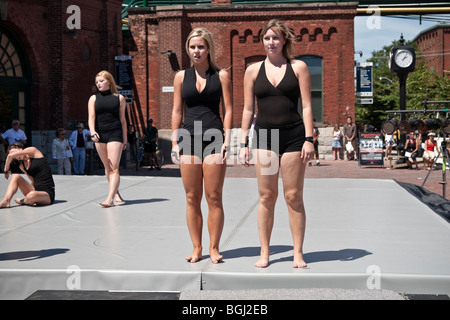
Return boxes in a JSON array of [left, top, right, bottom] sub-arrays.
[[24, 157, 55, 204], [181, 66, 223, 135], [254, 61, 302, 127], [95, 90, 123, 143], [253, 61, 305, 155]]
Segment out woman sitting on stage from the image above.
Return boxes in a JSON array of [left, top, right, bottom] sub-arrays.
[[0, 143, 55, 208]]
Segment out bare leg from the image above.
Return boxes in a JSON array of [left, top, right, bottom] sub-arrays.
[[1, 174, 34, 208], [95, 142, 123, 207], [180, 155, 204, 263], [203, 154, 226, 263], [253, 149, 279, 268], [280, 152, 307, 268]]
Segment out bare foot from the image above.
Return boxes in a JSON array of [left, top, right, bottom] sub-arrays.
[[0, 200, 11, 208], [114, 193, 125, 204], [254, 256, 269, 268], [186, 248, 203, 263], [14, 198, 25, 205], [99, 200, 114, 208], [209, 248, 223, 264], [293, 252, 307, 268]]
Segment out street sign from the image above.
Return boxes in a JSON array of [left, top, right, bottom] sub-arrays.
[[356, 62, 373, 97], [356, 98, 373, 104], [114, 55, 133, 95]]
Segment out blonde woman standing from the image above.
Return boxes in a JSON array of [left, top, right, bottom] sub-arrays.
[[171, 28, 233, 264], [88, 70, 127, 207]]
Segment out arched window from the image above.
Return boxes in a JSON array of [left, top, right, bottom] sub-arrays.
[[0, 31, 24, 77], [296, 55, 323, 123], [0, 27, 29, 136]]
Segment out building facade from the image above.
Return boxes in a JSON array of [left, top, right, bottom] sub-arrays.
[[126, 1, 357, 134], [0, 0, 123, 145], [414, 24, 450, 77]]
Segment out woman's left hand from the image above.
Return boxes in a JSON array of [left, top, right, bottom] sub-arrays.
[[301, 141, 315, 163], [221, 144, 230, 163]]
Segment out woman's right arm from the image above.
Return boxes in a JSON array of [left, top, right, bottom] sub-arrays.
[[239, 63, 258, 166], [88, 95, 98, 142], [171, 71, 184, 163]]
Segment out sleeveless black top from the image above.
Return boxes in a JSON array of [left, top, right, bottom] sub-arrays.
[[24, 157, 55, 190], [254, 61, 302, 127], [182, 66, 223, 135], [95, 90, 121, 132]]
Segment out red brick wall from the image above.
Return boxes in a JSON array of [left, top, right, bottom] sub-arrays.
[[127, 2, 357, 130], [415, 26, 450, 77], [3, 0, 123, 130]]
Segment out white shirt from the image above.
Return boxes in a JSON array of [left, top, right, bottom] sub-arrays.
[[2, 128, 27, 145]]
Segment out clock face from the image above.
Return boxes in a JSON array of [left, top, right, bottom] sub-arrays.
[[394, 49, 413, 68]]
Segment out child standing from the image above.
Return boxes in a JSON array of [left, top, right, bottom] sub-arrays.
[[332, 123, 342, 160]]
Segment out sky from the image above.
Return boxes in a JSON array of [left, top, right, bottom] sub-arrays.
[[354, 14, 450, 63]]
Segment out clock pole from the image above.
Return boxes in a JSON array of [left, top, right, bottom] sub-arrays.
[[398, 73, 407, 112]]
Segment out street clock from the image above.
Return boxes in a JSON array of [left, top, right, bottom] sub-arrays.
[[389, 46, 416, 74]]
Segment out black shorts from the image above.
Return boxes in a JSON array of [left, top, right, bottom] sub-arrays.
[[253, 121, 305, 156], [144, 142, 157, 153], [36, 186, 55, 205], [97, 129, 123, 144], [178, 134, 223, 161]]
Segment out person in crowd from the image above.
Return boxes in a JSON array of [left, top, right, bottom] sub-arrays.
[[171, 27, 232, 264], [423, 132, 437, 170], [239, 19, 314, 268], [405, 131, 419, 170], [52, 128, 72, 175], [88, 70, 127, 207], [1, 120, 27, 146], [0, 126, 6, 173], [383, 129, 395, 161], [343, 116, 357, 160], [309, 118, 320, 166], [128, 124, 137, 163], [332, 123, 342, 160], [144, 118, 160, 170], [1, 143, 55, 208], [69, 123, 90, 175]]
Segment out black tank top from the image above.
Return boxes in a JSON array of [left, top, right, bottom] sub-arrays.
[[254, 61, 302, 127], [182, 66, 223, 135], [24, 157, 55, 190], [95, 90, 121, 132]]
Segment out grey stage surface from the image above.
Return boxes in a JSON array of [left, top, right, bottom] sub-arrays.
[[0, 174, 449, 300]]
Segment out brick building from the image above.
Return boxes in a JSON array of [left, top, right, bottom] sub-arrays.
[[0, 0, 123, 144], [126, 0, 357, 134], [413, 24, 450, 77], [1, 0, 357, 161]]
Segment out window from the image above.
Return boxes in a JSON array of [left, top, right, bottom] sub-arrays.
[[296, 55, 323, 123], [0, 31, 24, 77]]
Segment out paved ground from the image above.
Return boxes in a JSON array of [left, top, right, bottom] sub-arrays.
[[113, 158, 448, 199]]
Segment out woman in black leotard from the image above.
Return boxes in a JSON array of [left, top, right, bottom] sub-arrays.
[[88, 70, 127, 207], [1, 143, 55, 208], [239, 19, 314, 268], [171, 27, 233, 264]]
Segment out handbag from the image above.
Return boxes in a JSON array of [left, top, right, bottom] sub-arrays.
[[65, 140, 73, 158], [346, 141, 354, 153], [86, 141, 94, 150]]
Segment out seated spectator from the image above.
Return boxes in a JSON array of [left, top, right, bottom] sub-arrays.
[[423, 132, 437, 170], [405, 131, 419, 169]]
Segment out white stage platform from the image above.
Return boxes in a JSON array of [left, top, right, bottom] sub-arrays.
[[0, 174, 449, 299]]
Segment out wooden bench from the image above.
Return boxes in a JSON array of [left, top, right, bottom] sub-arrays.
[[387, 155, 424, 169]]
